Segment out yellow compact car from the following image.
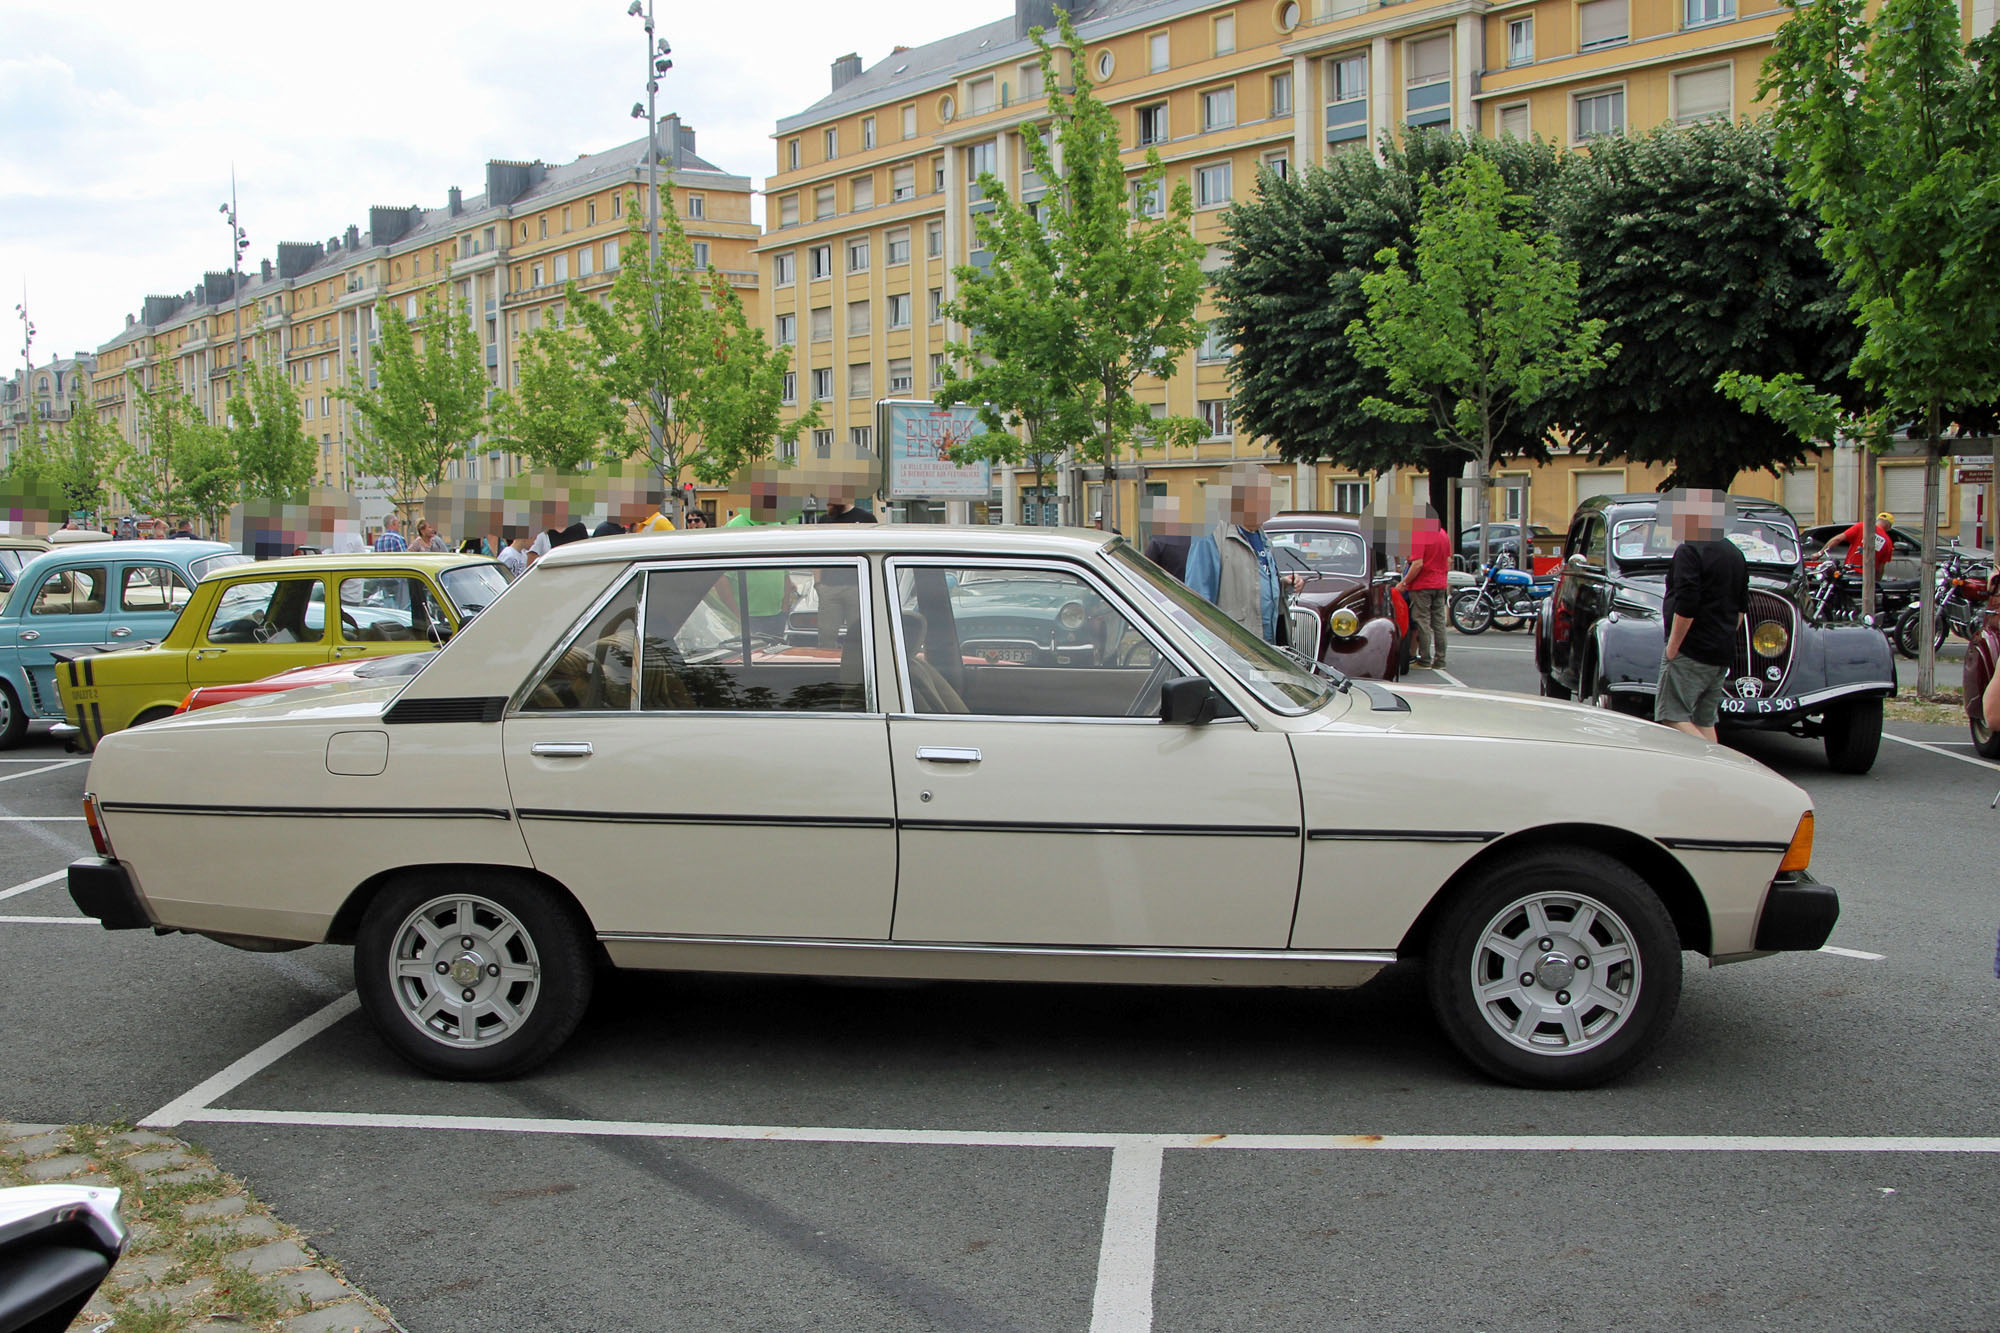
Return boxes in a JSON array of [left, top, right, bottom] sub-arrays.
[[55, 553, 510, 748]]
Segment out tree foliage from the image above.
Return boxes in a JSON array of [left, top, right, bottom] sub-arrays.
[[119, 363, 234, 528], [228, 353, 316, 502], [5, 384, 122, 516], [938, 9, 1206, 530], [1550, 119, 1859, 489], [340, 280, 489, 516], [495, 321, 626, 472], [1346, 156, 1612, 565]]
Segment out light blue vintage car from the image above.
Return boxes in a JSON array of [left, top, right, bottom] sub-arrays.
[[0, 539, 249, 746]]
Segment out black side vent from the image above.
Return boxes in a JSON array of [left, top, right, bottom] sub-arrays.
[[384, 697, 507, 725]]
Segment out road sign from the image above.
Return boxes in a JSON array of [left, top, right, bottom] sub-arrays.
[[1956, 468, 1992, 484]]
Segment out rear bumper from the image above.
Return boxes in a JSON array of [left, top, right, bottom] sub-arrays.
[[1753, 872, 1840, 951], [67, 857, 152, 930]]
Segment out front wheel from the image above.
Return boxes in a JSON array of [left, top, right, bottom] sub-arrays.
[[1427, 849, 1682, 1089], [355, 872, 594, 1079], [1822, 697, 1884, 774], [1450, 589, 1493, 636], [0, 681, 26, 750], [1972, 696, 2000, 761]]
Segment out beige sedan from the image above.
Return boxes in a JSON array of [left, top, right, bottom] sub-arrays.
[[68, 527, 1836, 1088]]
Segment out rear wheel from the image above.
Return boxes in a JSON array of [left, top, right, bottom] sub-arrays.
[[1538, 672, 1572, 701], [355, 872, 594, 1079], [1450, 590, 1493, 635], [1427, 848, 1682, 1089], [1822, 697, 1884, 774], [1970, 698, 2000, 761], [131, 706, 177, 730], [0, 681, 26, 750]]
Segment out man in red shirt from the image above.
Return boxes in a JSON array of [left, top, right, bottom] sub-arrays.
[[1825, 511, 1894, 573], [1398, 504, 1454, 670]]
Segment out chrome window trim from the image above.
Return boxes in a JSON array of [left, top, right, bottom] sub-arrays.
[[883, 554, 1196, 721]]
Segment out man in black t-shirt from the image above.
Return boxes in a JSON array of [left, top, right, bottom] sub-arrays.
[[1655, 489, 1749, 742]]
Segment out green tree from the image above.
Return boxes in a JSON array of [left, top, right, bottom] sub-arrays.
[[1218, 130, 1566, 529], [340, 279, 489, 519], [37, 400, 124, 517], [228, 353, 315, 502], [1550, 119, 1859, 490], [119, 363, 215, 524], [529, 197, 810, 513], [1733, 0, 2000, 694], [175, 421, 240, 538], [1347, 155, 1613, 570], [939, 10, 1206, 531]]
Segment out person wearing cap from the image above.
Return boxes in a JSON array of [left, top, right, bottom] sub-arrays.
[[1825, 512, 1894, 574]]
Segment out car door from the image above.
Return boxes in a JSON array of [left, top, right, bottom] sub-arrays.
[[1549, 515, 1607, 687], [503, 558, 897, 941], [111, 560, 195, 645], [883, 558, 1302, 949], [188, 575, 334, 687], [15, 563, 111, 717]]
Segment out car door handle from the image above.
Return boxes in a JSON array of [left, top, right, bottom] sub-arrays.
[[195, 648, 226, 660], [20, 630, 38, 642], [530, 742, 594, 759], [332, 645, 367, 656], [915, 746, 981, 764], [110, 627, 132, 638]]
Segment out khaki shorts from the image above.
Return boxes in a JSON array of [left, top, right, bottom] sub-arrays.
[[1655, 655, 1730, 726]]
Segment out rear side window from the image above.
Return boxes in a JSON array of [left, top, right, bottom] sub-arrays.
[[30, 567, 108, 616], [120, 565, 192, 611], [522, 579, 640, 712], [205, 579, 327, 644], [641, 564, 868, 712]]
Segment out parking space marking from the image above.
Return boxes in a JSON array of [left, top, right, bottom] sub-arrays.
[[0, 915, 96, 925], [1089, 1142, 1163, 1333], [1884, 733, 2000, 772], [1433, 668, 1467, 689], [1820, 945, 1887, 961], [0, 870, 67, 902], [143, 992, 361, 1128], [0, 758, 86, 784], [0, 816, 84, 822]]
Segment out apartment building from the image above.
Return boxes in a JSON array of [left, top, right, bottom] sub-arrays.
[[0, 354, 95, 469], [83, 119, 753, 524]]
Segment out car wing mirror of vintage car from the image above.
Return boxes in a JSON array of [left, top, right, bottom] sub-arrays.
[[1566, 552, 1598, 572], [1160, 675, 1239, 725]]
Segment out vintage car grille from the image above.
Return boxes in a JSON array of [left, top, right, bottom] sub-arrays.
[[1732, 590, 1797, 692], [1289, 607, 1322, 664]]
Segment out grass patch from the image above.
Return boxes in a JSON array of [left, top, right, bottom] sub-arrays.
[[1886, 689, 1966, 726]]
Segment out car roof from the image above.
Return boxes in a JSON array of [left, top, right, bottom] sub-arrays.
[[533, 525, 1122, 568], [195, 552, 501, 579], [1578, 493, 1795, 521], [0, 535, 53, 550], [1267, 512, 1367, 532]]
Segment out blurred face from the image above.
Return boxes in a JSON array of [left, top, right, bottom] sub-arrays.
[[1228, 471, 1274, 529], [1664, 489, 1726, 542]]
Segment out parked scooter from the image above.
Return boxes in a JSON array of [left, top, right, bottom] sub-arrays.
[[1450, 552, 1554, 635], [1896, 550, 1995, 657]]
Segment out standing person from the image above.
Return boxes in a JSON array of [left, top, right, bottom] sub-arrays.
[[825, 484, 878, 523], [1141, 494, 1193, 582], [634, 494, 677, 533], [1184, 465, 1301, 644], [1655, 489, 1749, 743], [1398, 503, 1453, 671], [411, 520, 448, 552], [683, 508, 710, 529], [497, 530, 530, 578], [170, 519, 196, 539], [374, 514, 408, 554], [1824, 511, 1894, 574]]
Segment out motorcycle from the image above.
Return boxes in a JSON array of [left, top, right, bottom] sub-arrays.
[[1450, 553, 1553, 635], [1896, 551, 1995, 657], [1803, 558, 1914, 651]]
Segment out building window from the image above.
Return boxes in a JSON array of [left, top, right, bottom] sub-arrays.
[[1497, 102, 1531, 138], [553, 254, 569, 282], [1096, 49, 1115, 79], [893, 163, 916, 201], [1196, 162, 1233, 207], [809, 245, 833, 279], [902, 104, 918, 139], [1138, 103, 1169, 146], [862, 116, 877, 149], [887, 292, 912, 327], [1508, 17, 1534, 66], [1685, 0, 1735, 25], [927, 221, 944, 257], [774, 251, 796, 285], [811, 306, 833, 340], [1262, 148, 1290, 180], [782, 371, 797, 403], [1198, 321, 1234, 362], [814, 185, 836, 219], [1270, 71, 1292, 117], [848, 363, 872, 398], [929, 287, 945, 322], [1214, 13, 1236, 55], [1199, 398, 1232, 438], [780, 437, 798, 462], [1574, 87, 1625, 139], [605, 239, 621, 269], [788, 138, 801, 170], [779, 193, 800, 227], [1673, 65, 1733, 122], [852, 425, 877, 455], [1331, 480, 1370, 513], [1135, 179, 1165, 216], [586, 200, 597, 224], [687, 194, 705, 219], [933, 156, 946, 192], [1579, 0, 1629, 50], [811, 368, 833, 400], [930, 353, 947, 387], [690, 242, 709, 269], [938, 93, 956, 123], [848, 237, 870, 272], [531, 263, 544, 288], [887, 228, 911, 264], [1202, 87, 1236, 131], [1404, 35, 1452, 128], [824, 127, 838, 159], [776, 313, 797, 345], [967, 76, 996, 115], [810, 429, 832, 459], [1020, 61, 1045, 99], [1149, 30, 1170, 73], [852, 174, 876, 209], [612, 194, 622, 218], [539, 216, 548, 239], [848, 300, 871, 335], [1326, 53, 1368, 145]]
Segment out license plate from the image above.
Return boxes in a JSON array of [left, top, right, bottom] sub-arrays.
[[983, 648, 1032, 663], [65, 687, 98, 704], [1720, 695, 1796, 716]]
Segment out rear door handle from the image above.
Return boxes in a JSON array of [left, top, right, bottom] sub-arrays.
[[20, 630, 38, 642], [915, 746, 981, 764], [110, 627, 132, 638], [530, 742, 595, 759]]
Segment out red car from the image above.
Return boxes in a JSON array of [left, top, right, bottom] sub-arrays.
[[174, 651, 437, 713]]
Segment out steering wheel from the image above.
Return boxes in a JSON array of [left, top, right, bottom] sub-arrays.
[[341, 610, 361, 635], [1125, 657, 1177, 717]]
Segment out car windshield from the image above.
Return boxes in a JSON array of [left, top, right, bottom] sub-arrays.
[[1106, 541, 1334, 715], [440, 563, 511, 617], [190, 553, 253, 580], [1612, 516, 1800, 567], [1267, 529, 1367, 578]]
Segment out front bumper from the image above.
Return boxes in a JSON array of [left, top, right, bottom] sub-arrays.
[[1752, 871, 1839, 951], [67, 857, 152, 931]]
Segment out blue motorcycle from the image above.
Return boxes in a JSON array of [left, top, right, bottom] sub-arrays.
[[1450, 553, 1554, 635]]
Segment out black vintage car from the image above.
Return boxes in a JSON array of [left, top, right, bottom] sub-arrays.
[[1535, 494, 1896, 773], [1266, 513, 1407, 680]]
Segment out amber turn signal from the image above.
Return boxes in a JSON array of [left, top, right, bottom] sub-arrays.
[[1777, 811, 1814, 873], [82, 791, 114, 859]]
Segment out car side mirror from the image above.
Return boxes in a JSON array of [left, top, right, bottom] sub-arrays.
[[1566, 553, 1597, 571], [1160, 675, 1236, 725]]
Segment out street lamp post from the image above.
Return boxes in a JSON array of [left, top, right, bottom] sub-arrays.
[[12, 289, 36, 471], [627, 0, 678, 518], [217, 172, 249, 417]]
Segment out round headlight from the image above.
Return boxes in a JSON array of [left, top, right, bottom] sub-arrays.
[[1057, 601, 1087, 631], [1752, 620, 1789, 658], [1328, 608, 1361, 638]]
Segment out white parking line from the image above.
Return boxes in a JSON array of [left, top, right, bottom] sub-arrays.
[[1090, 1143, 1163, 1333], [142, 992, 361, 1128], [0, 915, 96, 925], [0, 870, 67, 902], [0, 816, 84, 822], [1820, 945, 1887, 961], [0, 759, 86, 784], [1884, 733, 2000, 772], [1434, 668, 1467, 689]]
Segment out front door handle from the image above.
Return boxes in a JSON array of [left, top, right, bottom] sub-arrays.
[[110, 627, 132, 638], [195, 647, 226, 660], [20, 630, 38, 642], [915, 746, 981, 764], [332, 645, 367, 656], [530, 742, 594, 759]]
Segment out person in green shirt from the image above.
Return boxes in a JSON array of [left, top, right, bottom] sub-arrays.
[[721, 475, 792, 633]]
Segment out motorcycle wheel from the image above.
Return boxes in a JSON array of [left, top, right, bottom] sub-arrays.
[[1491, 593, 1532, 632], [1450, 590, 1493, 636], [1893, 608, 1921, 659]]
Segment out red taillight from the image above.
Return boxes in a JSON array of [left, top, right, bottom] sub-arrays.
[[82, 792, 114, 858]]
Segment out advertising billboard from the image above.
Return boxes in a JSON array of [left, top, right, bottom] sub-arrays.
[[881, 401, 994, 501]]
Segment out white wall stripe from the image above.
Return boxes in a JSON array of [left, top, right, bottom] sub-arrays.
[[142, 992, 360, 1128], [0, 758, 86, 784], [1089, 1142, 1164, 1333], [0, 870, 67, 902]]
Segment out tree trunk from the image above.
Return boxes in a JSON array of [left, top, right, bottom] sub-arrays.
[[1858, 442, 1876, 652], [1917, 436, 1943, 699]]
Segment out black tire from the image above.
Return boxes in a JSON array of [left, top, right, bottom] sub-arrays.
[[1538, 671, 1572, 701], [131, 706, 177, 730], [1972, 697, 2000, 761], [355, 871, 595, 1079], [1426, 848, 1682, 1089], [1822, 697, 1884, 774], [1491, 595, 1527, 632], [0, 681, 26, 750], [1450, 589, 1493, 636]]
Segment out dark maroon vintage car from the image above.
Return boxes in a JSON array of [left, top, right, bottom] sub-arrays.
[[1267, 513, 1408, 681]]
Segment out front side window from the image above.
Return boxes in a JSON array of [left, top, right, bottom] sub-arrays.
[[29, 567, 108, 617], [119, 564, 191, 612], [334, 575, 452, 643], [205, 579, 326, 644]]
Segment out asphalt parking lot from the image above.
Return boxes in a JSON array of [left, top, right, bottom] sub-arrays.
[[4, 633, 1997, 1332]]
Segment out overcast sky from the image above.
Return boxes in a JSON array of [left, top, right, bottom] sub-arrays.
[[1, 0, 997, 366]]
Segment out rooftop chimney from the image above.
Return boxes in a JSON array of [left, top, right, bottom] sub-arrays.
[[260, 259, 273, 281], [448, 186, 463, 216], [831, 52, 862, 91], [345, 224, 361, 250], [485, 160, 547, 208], [367, 206, 420, 246]]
